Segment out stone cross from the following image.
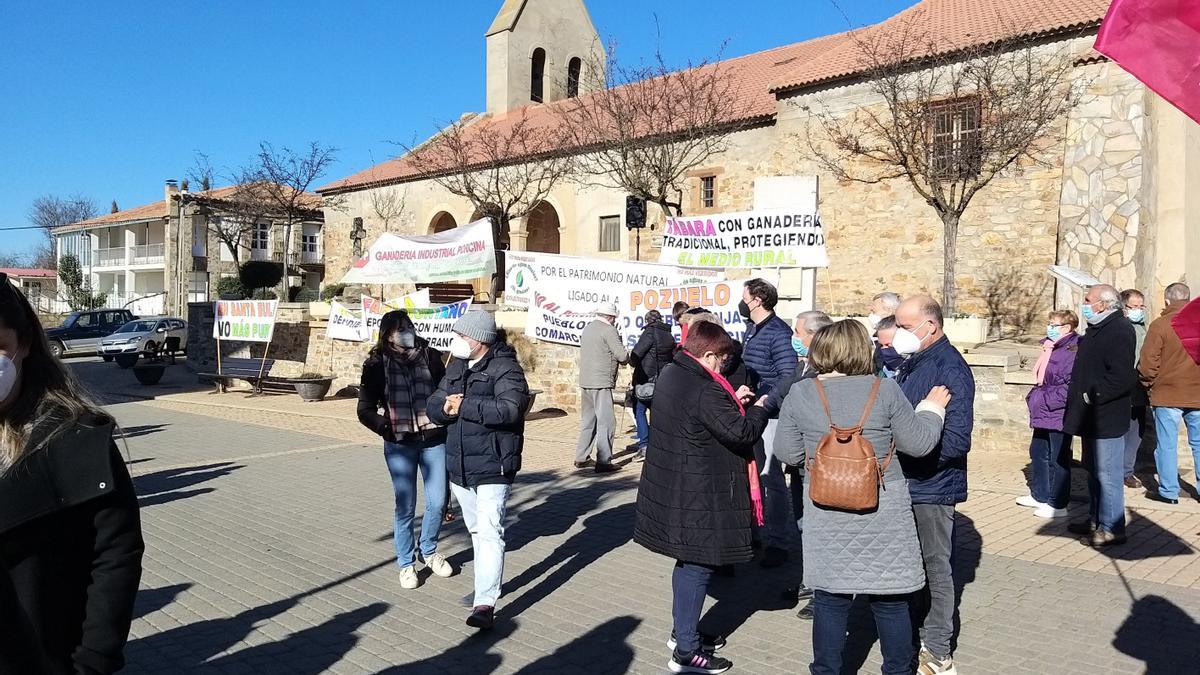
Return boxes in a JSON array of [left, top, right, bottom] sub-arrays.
[[350, 217, 366, 258]]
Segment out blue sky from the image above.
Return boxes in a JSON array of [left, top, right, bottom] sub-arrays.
[[0, 0, 917, 257]]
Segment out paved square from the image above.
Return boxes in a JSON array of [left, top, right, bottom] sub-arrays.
[[71, 360, 1200, 674]]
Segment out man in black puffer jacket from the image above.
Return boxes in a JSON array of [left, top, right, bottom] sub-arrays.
[[429, 310, 529, 631]]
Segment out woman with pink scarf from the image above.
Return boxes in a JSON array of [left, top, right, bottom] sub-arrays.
[[633, 321, 768, 674], [1019, 309, 1081, 518]]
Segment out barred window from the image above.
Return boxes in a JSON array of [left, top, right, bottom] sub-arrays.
[[929, 97, 981, 179], [701, 176, 716, 208]]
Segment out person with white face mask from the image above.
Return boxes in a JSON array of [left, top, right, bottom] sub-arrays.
[[867, 292, 901, 331], [892, 295, 976, 675], [428, 310, 529, 631], [1120, 289, 1150, 489], [0, 272, 144, 674]]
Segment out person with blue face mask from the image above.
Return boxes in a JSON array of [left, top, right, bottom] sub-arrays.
[[1120, 289, 1150, 489], [1064, 284, 1137, 546]]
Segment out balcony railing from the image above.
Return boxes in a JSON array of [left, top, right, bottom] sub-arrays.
[[249, 247, 280, 262], [132, 243, 165, 265], [95, 248, 127, 267], [300, 250, 322, 264]]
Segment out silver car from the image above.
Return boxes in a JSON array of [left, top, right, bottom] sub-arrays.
[[97, 317, 188, 358]]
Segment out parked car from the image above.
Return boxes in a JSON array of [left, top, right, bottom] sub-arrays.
[[45, 308, 137, 358], [98, 317, 188, 361]]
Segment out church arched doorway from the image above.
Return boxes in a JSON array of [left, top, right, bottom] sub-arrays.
[[525, 201, 561, 254], [429, 211, 457, 234]]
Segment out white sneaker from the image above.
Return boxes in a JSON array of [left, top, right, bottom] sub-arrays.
[[1015, 494, 1045, 508], [917, 648, 957, 675], [1034, 504, 1069, 519], [399, 565, 419, 589], [423, 552, 454, 578]]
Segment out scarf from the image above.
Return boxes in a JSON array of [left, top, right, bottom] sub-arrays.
[[684, 351, 764, 527], [385, 350, 438, 437], [1032, 332, 1070, 386]]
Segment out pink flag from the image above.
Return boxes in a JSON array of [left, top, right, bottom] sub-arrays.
[[1171, 297, 1200, 366], [1094, 0, 1200, 124]]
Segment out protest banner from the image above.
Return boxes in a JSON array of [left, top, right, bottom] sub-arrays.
[[360, 290, 432, 342], [340, 218, 496, 284], [212, 300, 278, 342], [409, 300, 471, 350], [658, 208, 828, 269], [526, 280, 746, 348], [504, 251, 721, 308], [327, 299, 364, 342]]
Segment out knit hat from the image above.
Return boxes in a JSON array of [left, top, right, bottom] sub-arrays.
[[595, 302, 620, 318], [453, 310, 498, 344]]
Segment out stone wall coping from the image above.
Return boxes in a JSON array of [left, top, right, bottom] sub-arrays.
[[962, 351, 1019, 368], [1004, 370, 1038, 386]]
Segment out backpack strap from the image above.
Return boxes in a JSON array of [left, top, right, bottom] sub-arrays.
[[813, 378, 835, 427], [856, 377, 883, 429]]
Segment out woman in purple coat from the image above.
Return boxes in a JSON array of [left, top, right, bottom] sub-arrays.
[[1019, 309, 1080, 518]]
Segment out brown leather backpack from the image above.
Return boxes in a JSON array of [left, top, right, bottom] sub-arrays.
[[806, 377, 894, 511]]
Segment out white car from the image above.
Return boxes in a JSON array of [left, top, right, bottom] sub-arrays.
[[97, 317, 188, 359]]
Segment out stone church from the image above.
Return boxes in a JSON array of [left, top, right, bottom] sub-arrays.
[[317, 0, 1198, 319]]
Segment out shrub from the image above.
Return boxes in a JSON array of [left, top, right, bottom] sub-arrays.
[[216, 276, 248, 299], [320, 283, 347, 302], [239, 261, 284, 294], [251, 288, 278, 300]]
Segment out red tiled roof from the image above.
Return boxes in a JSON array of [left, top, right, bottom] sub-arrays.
[[319, 0, 1108, 195], [52, 185, 321, 234], [0, 268, 57, 278], [318, 32, 855, 194], [770, 0, 1109, 92]]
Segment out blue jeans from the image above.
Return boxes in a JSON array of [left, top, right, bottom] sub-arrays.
[[1029, 429, 1073, 509], [1153, 407, 1200, 500], [383, 438, 447, 568], [451, 482, 510, 607], [671, 561, 716, 654], [633, 399, 650, 448], [1082, 436, 1125, 535], [810, 591, 914, 675]]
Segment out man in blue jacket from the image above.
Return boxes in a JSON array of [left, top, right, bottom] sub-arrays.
[[894, 295, 975, 675], [740, 278, 798, 568]]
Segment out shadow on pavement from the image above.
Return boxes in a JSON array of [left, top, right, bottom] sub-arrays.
[[69, 357, 212, 404], [499, 502, 637, 621], [513, 615, 641, 674], [133, 583, 192, 621], [134, 462, 243, 507], [1113, 594, 1200, 674], [1036, 510, 1195, 560], [116, 424, 170, 440], [378, 619, 518, 675], [126, 559, 394, 673]]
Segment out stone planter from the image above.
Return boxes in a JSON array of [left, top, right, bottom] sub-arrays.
[[944, 317, 989, 346], [293, 377, 334, 402], [115, 354, 139, 369], [132, 364, 165, 385]]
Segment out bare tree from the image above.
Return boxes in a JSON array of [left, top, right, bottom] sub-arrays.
[[404, 110, 574, 298], [188, 152, 216, 192], [369, 185, 408, 232], [27, 195, 98, 270], [800, 16, 1084, 313], [557, 44, 754, 219], [205, 178, 275, 266]]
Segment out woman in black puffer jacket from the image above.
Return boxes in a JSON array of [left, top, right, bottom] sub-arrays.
[[634, 321, 768, 674], [358, 310, 454, 590]]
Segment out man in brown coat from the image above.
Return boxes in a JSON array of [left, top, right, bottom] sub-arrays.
[[1140, 283, 1200, 503]]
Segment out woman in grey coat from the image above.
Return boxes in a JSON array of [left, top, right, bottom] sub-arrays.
[[774, 320, 951, 675]]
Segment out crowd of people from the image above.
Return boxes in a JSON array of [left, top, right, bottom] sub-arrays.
[[3, 259, 1199, 674]]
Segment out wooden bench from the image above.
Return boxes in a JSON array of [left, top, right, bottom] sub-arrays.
[[198, 358, 284, 395], [417, 282, 478, 305]]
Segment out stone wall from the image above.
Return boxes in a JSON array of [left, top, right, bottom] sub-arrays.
[[1057, 62, 1149, 300]]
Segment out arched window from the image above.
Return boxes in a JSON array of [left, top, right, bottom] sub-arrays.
[[567, 57, 582, 98], [531, 48, 546, 103]]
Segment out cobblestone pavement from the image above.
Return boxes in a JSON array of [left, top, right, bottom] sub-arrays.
[[69, 359, 1200, 674]]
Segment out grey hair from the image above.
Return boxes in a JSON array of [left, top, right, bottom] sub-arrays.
[[873, 292, 901, 313], [1091, 284, 1121, 311], [1165, 282, 1191, 302], [794, 310, 833, 335]]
